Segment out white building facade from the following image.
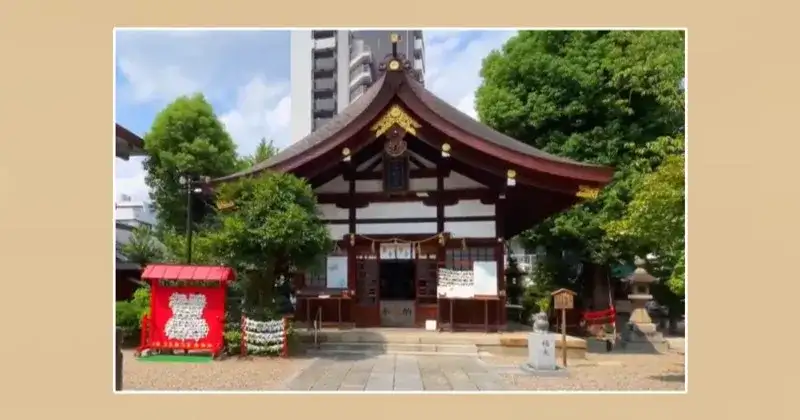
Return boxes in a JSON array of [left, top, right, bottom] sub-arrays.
[[290, 30, 426, 143]]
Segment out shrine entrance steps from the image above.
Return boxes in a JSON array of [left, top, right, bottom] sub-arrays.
[[295, 327, 589, 359], [297, 328, 499, 356]]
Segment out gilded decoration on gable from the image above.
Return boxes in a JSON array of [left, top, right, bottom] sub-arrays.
[[371, 105, 422, 138], [384, 127, 408, 157]]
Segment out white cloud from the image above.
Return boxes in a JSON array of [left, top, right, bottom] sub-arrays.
[[219, 77, 293, 152], [423, 30, 516, 120], [114, 29, 516, 205], [115, 157, 149, 203]]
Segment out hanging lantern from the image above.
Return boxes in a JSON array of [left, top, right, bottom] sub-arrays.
[[441, 143, 451, 158], [438, 233, 445, 246], [506, 169, 517, 187], [342, 147, 351, 162], [349, 234, 355, 246]]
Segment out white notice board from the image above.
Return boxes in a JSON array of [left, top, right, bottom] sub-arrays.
[[472, 261, 498, 296], [326, 256, 348, 289], [436, 269, 475, 298]]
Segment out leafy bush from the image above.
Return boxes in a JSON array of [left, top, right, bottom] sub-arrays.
[[224, 330, 242, 355], [130, 287, 150, 321], [116, 301, 142, 343]]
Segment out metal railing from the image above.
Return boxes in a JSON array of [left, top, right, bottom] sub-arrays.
[[312, 307, 323, 349]]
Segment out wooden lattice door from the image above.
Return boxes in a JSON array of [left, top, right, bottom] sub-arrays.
[[354, 251, 380, 327]]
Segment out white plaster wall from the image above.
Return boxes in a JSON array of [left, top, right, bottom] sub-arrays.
[[315, 170, 485, 194], [444, 199, 495, 217], [357, 202, 436, 219], [443, 172, 485, 189], [444, 221, 496, 238], [326, 224, 349, 240], [356, 222, 438, 235], [317, 204, 349, 220]]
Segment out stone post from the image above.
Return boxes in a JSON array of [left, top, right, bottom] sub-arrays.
[[622, 257, 667, 352], [115, 327, 123, 391]]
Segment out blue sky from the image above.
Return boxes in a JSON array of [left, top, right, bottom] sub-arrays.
[[115, 29, 516, 202]]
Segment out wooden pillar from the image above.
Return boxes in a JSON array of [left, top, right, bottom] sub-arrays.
[[495, 196, 506, 328], [347, 174, 357, 292], [115, 327, 123, 391], [436, 161, 446, 325]]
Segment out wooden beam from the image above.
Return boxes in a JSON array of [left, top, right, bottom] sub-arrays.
[[316, 188, 495, 205], [346, 167, 440, 181], [360, 155, 383, 173], [408, 154, 428, 169], [324, 215, 495, 225]]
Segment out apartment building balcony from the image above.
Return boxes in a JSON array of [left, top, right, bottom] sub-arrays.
[[313, 37, 336, 51], [313, 57, 336, 75], [313, 98, 336, 113], [350, 49, 372, 70], [312, 30, 336, 39], [312, 77, 336, 93], [349, 66, 373, 91]]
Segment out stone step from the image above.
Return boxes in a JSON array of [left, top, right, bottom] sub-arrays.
[[308, 342, 479, 356], [297, 331, 499, 346]]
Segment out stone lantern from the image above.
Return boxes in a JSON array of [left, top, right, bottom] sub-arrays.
[[622, 257, 667, 352]]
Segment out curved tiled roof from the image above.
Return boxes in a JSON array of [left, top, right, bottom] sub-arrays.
[[404, 76, 604, 169], [214, 58, 612, 184]]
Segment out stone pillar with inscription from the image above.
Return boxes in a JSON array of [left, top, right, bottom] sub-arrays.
[[622, 257, 668, 353], [522, 313, 560, 373]]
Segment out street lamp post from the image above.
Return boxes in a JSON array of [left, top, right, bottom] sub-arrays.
[[178, 175, 209, 264]]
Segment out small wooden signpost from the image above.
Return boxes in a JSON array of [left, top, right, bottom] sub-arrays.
[[551, 288, 576, 367]]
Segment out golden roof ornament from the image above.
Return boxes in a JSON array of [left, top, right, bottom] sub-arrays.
[[576, 185, 600, 199], [371, 104, 422, 137], [380, 33, 406, 73]]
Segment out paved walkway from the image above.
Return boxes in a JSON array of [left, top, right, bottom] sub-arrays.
[[284, 354, 512, 391]]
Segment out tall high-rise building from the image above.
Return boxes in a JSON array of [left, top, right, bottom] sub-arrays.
[[290, 30, 426, 143]]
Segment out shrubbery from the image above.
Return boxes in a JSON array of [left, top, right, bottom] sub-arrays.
[[115, 286, 150, 345]]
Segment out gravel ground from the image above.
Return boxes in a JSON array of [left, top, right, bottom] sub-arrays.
[[120, 350, 314, 391], [481, 351, 686, 391]]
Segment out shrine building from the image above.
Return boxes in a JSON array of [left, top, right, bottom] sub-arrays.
[[216, 34, 614, 331]]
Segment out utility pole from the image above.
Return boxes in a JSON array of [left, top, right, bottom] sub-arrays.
[[179, 175, 209, 264]]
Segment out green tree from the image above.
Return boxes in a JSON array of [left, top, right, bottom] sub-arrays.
[[607, 152, 685, 295], [142, 93, 239, 232], [475, 30, 685, 286], [239, 138, 279, 169], [120, 224, 164, 266], [206, 172, 332, 315]]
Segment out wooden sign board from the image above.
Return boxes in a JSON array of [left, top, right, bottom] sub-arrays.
[[551, 288, 576, 310]]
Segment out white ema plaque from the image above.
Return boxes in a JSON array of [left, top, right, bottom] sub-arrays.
[[527, 332, 557, 371]]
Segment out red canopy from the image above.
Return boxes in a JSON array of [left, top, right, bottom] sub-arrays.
[[141, 264, 236, 282]]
